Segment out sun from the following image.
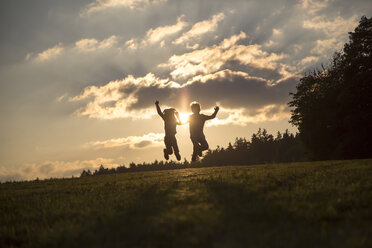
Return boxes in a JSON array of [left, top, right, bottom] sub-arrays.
[[178, 112, 189, 123]]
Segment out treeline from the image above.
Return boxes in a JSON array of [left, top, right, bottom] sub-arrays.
[[80, 128, 308, 177], [201, 128, 307, 166], [80, 160, 192, 177]]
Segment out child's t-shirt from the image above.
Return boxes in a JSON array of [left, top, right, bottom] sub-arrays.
[[163, 117, 177, 136], [188, 114, 209, 137]]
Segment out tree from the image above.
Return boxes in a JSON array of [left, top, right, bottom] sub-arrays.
[[80, 169, 92, 177], [289, 16, 372, 160]]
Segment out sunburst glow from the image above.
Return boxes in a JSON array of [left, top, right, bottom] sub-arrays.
[[178, 112, 190, 123]]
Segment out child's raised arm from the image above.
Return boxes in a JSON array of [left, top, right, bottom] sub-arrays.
[[155, 100, 164, 119], [205, 106, 219, 120]]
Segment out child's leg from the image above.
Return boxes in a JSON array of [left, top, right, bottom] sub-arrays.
[[164, 136, 173, 154], [199, 135, 209, 152], [170, 136, 181, 161], [191, 137, 200, 154], [190, 136, 200, 161], [170, 136, 180, 154]]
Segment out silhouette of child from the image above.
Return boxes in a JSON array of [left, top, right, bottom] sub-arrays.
[[155, 100, 182, 161], [188, 101, 219, 161]]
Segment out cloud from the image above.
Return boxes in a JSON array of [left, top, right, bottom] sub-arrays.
[[69, 73, 176, 119], [125, 15, 188, 49], [27, 36, 119, 63], [208, 104, 291, 127], [144, 15, 188, 45], [299, 0, 330, 15], [304, 14, 359, 39], [34, 43, 64, 62], [311, 38, 342, 55], [125, 39, 139, 50], [56, 93, 68, 102], [303, 15, 359, 56], [0, 158, 119, 182], [85, 132, 163, 149], [162, 31, 288, 81], [173, 12, 225, 47], [82, 0, 167, 15], [75, 35, 119, 52], [299, 56, 319, 66]]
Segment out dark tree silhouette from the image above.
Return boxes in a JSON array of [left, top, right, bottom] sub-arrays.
[[289, 16, 372, 160], [201, 128, 307, 166], [80, 169, 92, 177]]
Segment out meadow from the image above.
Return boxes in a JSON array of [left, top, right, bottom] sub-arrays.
[[1, 160, 372, 247]]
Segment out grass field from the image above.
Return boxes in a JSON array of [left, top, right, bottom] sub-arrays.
[[1, 160, 372, 247]]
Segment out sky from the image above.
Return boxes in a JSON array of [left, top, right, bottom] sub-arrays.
[[0, 0, 371, 181]]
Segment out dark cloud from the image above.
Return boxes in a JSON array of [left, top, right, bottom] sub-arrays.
[[130, 70, 297, 112], [134, 140, 153, 148], [38, 163, 54, 174]]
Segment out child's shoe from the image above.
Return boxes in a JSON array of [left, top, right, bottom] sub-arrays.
[[163, 149, 169, 160], [175, 152, 181, 161], [198, 149, 202, 156]]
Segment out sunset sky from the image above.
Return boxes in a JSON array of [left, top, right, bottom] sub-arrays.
[[0, 0, 371, 181]]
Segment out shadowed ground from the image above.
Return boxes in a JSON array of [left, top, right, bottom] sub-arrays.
[[1, 160, 372, 247]]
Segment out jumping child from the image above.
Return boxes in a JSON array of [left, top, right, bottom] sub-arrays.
[[188, 101, 219, 161], [155, 100, 182, 161]]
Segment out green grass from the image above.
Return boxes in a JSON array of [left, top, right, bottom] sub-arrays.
[[1, 160, 372, 247]]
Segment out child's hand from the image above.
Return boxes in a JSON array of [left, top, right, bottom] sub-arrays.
[[214, 106, 219, 112], [155, 100, 159, 105]]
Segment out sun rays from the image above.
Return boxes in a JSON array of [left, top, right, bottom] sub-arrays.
[[178, 112, 190, 123]]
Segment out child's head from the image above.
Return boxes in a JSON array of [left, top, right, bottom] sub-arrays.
[[190, 101, 201, 114], [163, 108, 176, 120]]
